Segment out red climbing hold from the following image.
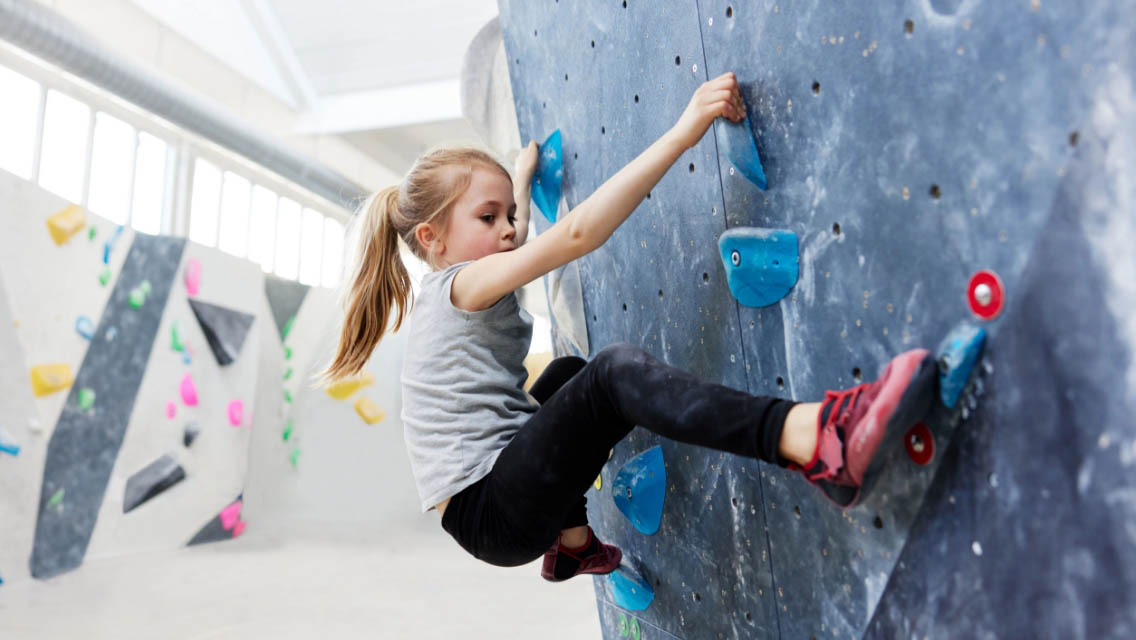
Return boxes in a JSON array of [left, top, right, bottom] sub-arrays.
[[904, 422, 934, 466], [967, 269, 1004, 320]]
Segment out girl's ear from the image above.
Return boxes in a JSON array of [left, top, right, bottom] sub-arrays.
[[415, 222, 444, 257]]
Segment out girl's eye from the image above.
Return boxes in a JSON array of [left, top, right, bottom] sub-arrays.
[[481, 215, 494, 223]]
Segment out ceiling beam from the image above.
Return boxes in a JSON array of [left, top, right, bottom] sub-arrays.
[[238, 0, 319, 110]]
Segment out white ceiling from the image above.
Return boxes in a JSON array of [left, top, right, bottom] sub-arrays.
[[131, 0, 499, 177]]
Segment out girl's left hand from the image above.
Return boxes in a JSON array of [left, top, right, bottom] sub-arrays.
[[514, 140, 540, 182]]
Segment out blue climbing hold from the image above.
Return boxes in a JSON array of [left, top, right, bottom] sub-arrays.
[[613, 445, 665, 535], [937, 323, 987, 409], [608, 564, 655, 611], [530, 129, 563, 224], [103, 224, 124, 265], [718, 228, 799, 308], [75, 316, 94, 340], [0, 429, 19, 457], [716, 106, 767, 190]]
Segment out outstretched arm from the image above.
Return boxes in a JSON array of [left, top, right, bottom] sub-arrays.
[[512, 140, 539, 246]]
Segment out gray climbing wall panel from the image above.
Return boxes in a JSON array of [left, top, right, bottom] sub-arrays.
[[30, 234, 186, 579], [500, 0, 1136, 637]]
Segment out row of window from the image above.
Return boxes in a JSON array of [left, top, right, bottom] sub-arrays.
[[0, 63, 345, 288]]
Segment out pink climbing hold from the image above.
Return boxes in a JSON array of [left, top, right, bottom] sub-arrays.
[[227, 400, 243, 426], [185, 258, 202, 296], [166, 401, 177, 418], [232, 520, 247, 538], [219, 500, 243, 530], [179, 373, 198, 406]]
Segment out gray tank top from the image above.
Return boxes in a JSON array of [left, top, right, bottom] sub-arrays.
[[400, 260, 536, 512]]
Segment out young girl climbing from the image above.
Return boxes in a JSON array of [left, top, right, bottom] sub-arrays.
[[317, 72, 937, 582]]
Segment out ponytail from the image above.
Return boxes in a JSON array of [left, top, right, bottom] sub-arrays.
[[314, 185, 411, 385]]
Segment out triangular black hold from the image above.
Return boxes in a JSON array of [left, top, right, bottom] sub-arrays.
[[264, 275, 309, 343], [186, 494, 243, 546], [123, 454, 186, 513], [188, 299, 255, 366], [183, 421, 200, 447]]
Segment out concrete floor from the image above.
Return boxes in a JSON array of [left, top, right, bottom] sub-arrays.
[[0, 522, 602, 639]]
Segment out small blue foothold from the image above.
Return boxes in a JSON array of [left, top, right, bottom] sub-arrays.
[[937, 323, 987, 409], [719, 228, 799, 308], [75, 316, 95, 340], [613, 446, 665, 535], [609, 565, 655, 611], [716, 106, 767, 190], [103, 225, 124, 264], [530, 129, 563, 224], [0, 429, 19, 457], [182, 352, 191, 365]]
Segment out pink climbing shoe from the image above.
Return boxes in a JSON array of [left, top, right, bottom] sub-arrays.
[[791, 348, 938, 508], [541, 526, 622, 582]]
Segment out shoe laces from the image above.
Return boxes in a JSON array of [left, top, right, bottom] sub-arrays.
[[809, 383, 869, 481]]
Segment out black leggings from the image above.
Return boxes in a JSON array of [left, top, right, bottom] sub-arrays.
[[440, 343, 796, 567]]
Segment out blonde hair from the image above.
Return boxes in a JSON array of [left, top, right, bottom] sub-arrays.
[[313, 146, 512, 385]]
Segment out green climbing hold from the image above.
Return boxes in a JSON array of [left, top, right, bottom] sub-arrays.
[[619, 613, 629, 637], [284, 346, 293, 360], [282, 420, 293, 442], [171, 321, 184, 352], [289, 449, 300, 469], [48, 488, 65, 508], [629, 618, 641, 640], [77, 388, 95, 410], [283, 368, 293, 381], [284, 389, 292, 403], [282, 315, 295, 340], [140, 280, 152, 296], [98, 267, 111, 287], [129, 287, 146, 309], [88, 227, 96, 241]]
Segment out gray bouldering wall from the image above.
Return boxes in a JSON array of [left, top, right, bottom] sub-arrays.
[[498, 1, 1136, 638]]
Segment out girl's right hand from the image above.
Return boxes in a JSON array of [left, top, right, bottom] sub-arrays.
[[669, 72, 745, 150]]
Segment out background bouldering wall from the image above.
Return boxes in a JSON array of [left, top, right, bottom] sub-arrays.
[[498, 1, 1136, 638]]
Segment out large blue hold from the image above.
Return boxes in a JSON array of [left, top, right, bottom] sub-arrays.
[[612, 445, 665, 535], [936, 323, 987, 409], [718, 228, 799, 308], [608, 565, 655, 611], [716, 108, 767, 190], [530, 129, 563, 224]]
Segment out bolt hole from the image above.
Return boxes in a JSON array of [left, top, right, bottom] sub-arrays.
[[726, 6, 733, 18], [564, 73, 569, 81], [904, 19, 914, 35], [930, 184, 941, 199], [634, 94, 640, 104], [591, 40, 595, 48], [693, 592, 702, 602], [534, 29, 538, 37], [731, 497, 738, 507], [593, 315, 597, 322], [746, 612, 753, 622], [689, 162, 695, 173], [646, 191, 651, 200], [852, 367, 862, 382], [812, 81, 820, 95], [601, 126, 606, 135], [833, 222, 841, 235], [776, 376, 784, 390], [542, 101, 546, 109], [1069, 131, 1079, 146], [623, 303, 628, 311], [622, 0, 627, 7], [573, 152, 578, 160], [658, 289, 664, 299], [874, 515, 884, 529], [794, 504, 801, 517], [675, 55, 682, 66]]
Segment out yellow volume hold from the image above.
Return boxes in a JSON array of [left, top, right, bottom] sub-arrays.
[[326, 371, 374, 400], [30, 363, 74, 396], [353, 397, 386, 425], [47, 205, 87, 246]]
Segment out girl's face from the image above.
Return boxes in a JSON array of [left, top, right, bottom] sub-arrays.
[[436, 166, 517, 266]]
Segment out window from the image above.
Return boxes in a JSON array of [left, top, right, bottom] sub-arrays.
[[38, 89, 90, 203], [131, 132, 168, 235], [321, 217, 345, 287], [87, 112, 135, 225], [0, 65, 41, 180], [248, 185, 277, 273], [274, 197, 301, 280], [188, 158, 222, 247], [218, 171, 251, 258], [298, 207, 324, 286]]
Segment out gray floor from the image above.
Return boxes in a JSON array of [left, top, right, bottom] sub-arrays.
[[0, 523, 602, 639]]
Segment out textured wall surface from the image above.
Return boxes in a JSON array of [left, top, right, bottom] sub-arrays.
[[499, 1, 1136, 637]]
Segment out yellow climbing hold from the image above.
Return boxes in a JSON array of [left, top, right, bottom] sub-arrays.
[[594, 474, 603, 491], [353, 397, 386, 425], [30, 364, 74, 396], [326, 371, 374, 400], [47, 205, 86, 246]]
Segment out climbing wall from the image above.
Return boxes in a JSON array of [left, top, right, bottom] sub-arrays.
[[499, 1, 1136, 638]]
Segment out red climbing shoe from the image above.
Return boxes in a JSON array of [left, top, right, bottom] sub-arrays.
[[540, 526, 622, 582], [792, 349, 938, 508]]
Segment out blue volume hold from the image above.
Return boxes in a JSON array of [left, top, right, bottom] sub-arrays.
[[530, 129, 563, 224], [609, 565, 655, 611], [613, 445, 665, 535], [937, 323, 987, 409], [718, 228, 799, 308], [716, 108, 767, 190]]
